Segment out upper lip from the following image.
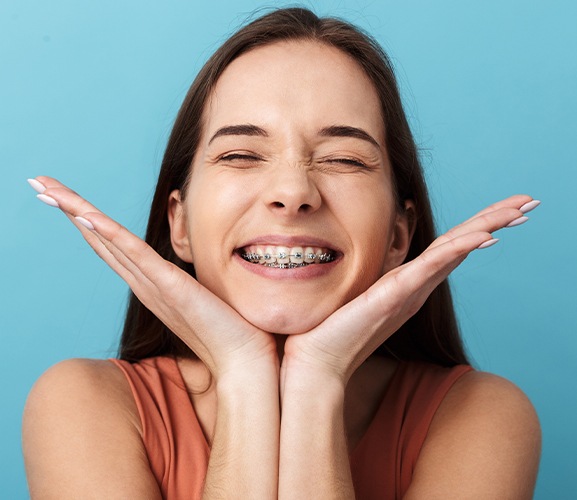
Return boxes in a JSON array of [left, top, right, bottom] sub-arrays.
[[236, 234, 341, 252]]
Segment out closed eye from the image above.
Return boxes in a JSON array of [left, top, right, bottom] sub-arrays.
[[220, 153, 262, 162], [328, 157, 368, 168]]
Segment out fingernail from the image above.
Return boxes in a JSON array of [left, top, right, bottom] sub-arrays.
[[27, 178, 46, 194], [37, 194, 59, 207], [477, 238, 499, 249], [506, 216, 529, 228], [75, 216, 95, 231], [520, 200, 540, 214]]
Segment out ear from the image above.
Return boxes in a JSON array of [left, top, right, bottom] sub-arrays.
[[383, 200, 417, 273], [167, 189, 194, 263]]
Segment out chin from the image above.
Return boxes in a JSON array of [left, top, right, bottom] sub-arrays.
[[238, 302, 332, 335]]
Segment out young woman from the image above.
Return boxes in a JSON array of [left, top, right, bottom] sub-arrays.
[[23, 8, 541, 499]]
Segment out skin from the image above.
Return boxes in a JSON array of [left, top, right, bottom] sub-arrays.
[[169, 41, 411, 336], [23, 41, 541, 499]]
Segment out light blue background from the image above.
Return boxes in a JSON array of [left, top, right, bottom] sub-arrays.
[[1, 0, 575, 497]]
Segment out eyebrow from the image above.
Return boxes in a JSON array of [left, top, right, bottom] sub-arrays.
[[207, 123, 381, 149], [208, 124, 268, 145], [318, 125, 381, 149]]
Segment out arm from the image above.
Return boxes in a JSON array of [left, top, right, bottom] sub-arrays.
[[405, 372, 541, 499], [28, 176, 280, 499], [278, 195, 540, 498], [23, 359, 162, 499], [204, 366, 280, 499], [278, 362, 353, 499]]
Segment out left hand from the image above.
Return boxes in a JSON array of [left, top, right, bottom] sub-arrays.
[[281, 195, 536, 386]]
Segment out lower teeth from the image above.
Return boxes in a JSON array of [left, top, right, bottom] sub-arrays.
[[262, 262, 310, 269]]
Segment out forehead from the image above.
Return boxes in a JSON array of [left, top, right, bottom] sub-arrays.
[[203, 40, 385, 142]]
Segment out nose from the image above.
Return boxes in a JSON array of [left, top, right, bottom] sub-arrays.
[[264, 164, 321, 216]]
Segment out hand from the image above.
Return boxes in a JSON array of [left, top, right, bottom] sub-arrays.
[[30, 177, 278, 379], [281, 195, 539, 385]]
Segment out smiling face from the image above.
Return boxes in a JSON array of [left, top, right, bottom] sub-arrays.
[[168, 40, 413, 334]]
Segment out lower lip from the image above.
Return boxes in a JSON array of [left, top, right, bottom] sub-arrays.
[[233, 252, 340, 280]]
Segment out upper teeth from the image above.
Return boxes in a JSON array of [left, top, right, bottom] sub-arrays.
[[241, 245, 335, 266]]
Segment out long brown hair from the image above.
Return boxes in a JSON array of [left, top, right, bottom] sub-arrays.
[[119, 7, 469, 367]]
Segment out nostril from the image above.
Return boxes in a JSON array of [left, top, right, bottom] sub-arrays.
[[272, 201, 285, 208]]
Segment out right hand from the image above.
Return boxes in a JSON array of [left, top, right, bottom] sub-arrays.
[[32, 176, 279, 379]]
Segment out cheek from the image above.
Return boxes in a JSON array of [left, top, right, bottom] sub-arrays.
[[342, 204, 397, 282], [186, 174, 248, 241], [339, 187, 395, 245], [184, 174, 257, 292]]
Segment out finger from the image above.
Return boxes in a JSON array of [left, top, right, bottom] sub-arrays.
[[67, 211, 207, 347], [37, 182, 150, 273], [408, 231, 493, 288], [77, 211, 180, 291], [429, 206, 523, 250], [462, 194, 534, 221], [40, 185, 103, 218], [35, 179, 171, 296], [72, 212, 219, 339], [32, 178, 179, 293], [33, 179, 171, 315], [35, 181, 152, 287], [429, 194, 539, 250], [35, 181, 200, 322], [61, 211, 146, 291]]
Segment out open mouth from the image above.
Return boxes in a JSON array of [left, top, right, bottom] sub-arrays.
[[238, 245, 337, 269]]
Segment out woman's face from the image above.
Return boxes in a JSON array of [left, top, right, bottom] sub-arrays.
[[169, 40, 413, 334]]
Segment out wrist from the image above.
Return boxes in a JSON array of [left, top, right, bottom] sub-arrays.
[[215, 342, 280, 383], [216, 360, 279, 397], [282, 333, 357, 387], [280, 356, 346, 403]]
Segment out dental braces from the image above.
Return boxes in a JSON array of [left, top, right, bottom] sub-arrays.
[[241, 251, 335, 264]]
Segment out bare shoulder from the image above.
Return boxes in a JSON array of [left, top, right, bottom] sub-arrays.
[[23, 358, 140, 442], [434, 370, 541, 435], [25, 358, 134, 409], [406, 371, 541, 500], [23, 358, 161, 499]]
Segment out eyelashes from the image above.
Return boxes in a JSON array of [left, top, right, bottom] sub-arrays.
[[328, 157, 367, 168], [219, 153, 262, 162], [217, 153, 369, 169]]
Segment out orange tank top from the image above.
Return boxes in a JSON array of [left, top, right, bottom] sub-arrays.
[[110, 357, 471, 499]]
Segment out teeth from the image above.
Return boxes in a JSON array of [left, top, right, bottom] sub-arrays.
[[255, 248, 265, 264], [276, 246, 290, 264], [290, 247, 304, 264], [241, 244, 335, 267], [265, 246, 275, 264], [304, 247, 316, 263]]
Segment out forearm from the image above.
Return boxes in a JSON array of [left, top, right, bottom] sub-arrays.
[[278, 365, 354, 500], [203, 364, 280, 499]]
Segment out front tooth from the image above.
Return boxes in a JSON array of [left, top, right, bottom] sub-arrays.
[[290, 247, 304, 264], [265, 246, 276, 264], [254, 248, 264, 264], [304, 247, 316, 263], [276, 246, 290, 264]]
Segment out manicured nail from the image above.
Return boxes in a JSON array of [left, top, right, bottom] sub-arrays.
[[27, 178, 46, 193], [37, 194, 59, 207], [506, 216, 529, 228], [477, 238, 499, 249], [519, 200, 540, 214], [75, 216, 95, 231]]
